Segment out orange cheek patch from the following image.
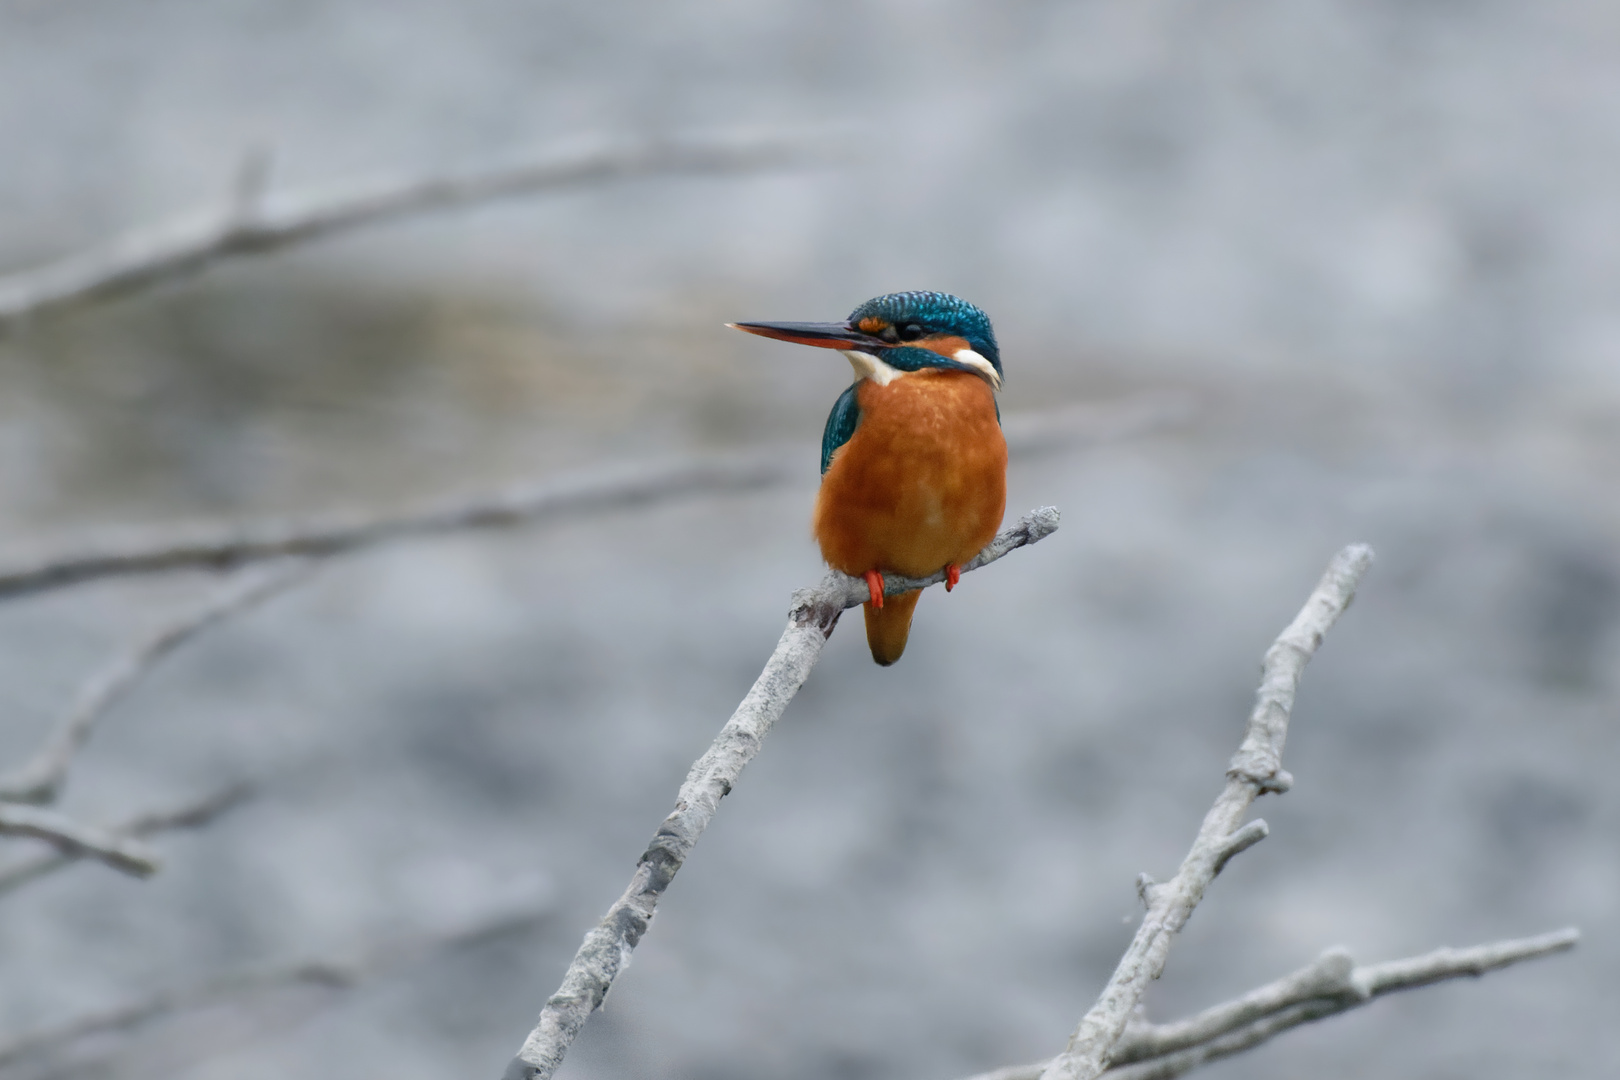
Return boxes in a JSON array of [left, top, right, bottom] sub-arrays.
[[916, 334, 971, 357], [858, 316, 890, 335]]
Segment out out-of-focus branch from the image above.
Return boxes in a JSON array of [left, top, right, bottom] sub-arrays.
[[961, 929, 1579, 1080], [0, 782, 251, 898], [0, 803, 161, 877], [1037, 545, 1375, 1080], [0, 562, 309, 803], [501, 507, 1062, 1080], [0, 455, 794, 601], [0, 397, 1177, 603], [0, 905, 549, 1070], [0, 132, 816, 333]]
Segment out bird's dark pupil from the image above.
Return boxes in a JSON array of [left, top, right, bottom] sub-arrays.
[[902, 324, 923, 340]]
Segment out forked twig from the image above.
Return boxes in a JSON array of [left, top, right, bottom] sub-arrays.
[[0, 782, 251, 897], [962, 929, 1578, 1080], [0, 803, 161, 878], [0, 562, 308, 804], [1039, 545, 1374, 1080]]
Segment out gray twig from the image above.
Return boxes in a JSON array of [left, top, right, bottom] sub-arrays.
[[1039, 545, 1375, 1080], [0, 782, 252, 898], [962, 929, 1578, 1080], [0, 905, 550, 1070], [501, 508, 1062, 1080], [0, 562, 309, 803], [0, 131, 814, 333], [0, 398, 1176, 603], [0, 802, 161, 878]]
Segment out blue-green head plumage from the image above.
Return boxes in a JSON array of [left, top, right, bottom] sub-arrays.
[[727, 290, 1002, 474], [847, 291, 1002, 380]]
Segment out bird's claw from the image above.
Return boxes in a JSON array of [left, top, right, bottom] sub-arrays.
[[945, 564, 961, 592], [864, 570, 885, 608]]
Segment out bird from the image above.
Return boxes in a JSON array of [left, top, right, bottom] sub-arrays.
[[729, 290, 1007, 665]]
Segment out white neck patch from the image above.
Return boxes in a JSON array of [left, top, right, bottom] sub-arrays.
[[952, 347, 1002, 390], [840, 346, 1002, 391], [841, 349, 905, 386]]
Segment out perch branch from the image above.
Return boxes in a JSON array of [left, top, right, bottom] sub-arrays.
[[0, 397, 1175, 602], [0, 904, 550, 1069], [1039, 544, 1374, 1080], [0, 803, 161, 877], [0, 782, 251, 898], [502, 507, 1062, 1080], [0, 131, 814, 333], [960, 928, 1578, 1080], [0, 562, 308, 803]]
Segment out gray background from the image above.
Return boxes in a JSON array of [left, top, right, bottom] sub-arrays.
[[0, 2, 1615, 1078]]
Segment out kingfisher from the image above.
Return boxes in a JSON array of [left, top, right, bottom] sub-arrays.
[[729, 291, 1007, 665]]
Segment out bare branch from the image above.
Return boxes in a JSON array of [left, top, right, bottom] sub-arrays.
[[0, 454, 798, 602], [0, 803, 161, 878], [1039, 544, 1375, 1080], [501, 508, 1062, 1080], [1111, 928, 1580, 1075], [0, 397, 1176, 603], [958, 929, 1579, 1080], [0, 131, 816, 333], [0, 782, 251, 898], [0, 904, 549, 1070], [0, 563, 308, 803]]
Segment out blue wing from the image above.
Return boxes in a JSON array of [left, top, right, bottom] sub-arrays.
[[821, 383, 861, 474]]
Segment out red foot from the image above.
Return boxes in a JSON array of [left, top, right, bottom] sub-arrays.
[[863, 570, 885, 608], [945, 564, 961, 592]]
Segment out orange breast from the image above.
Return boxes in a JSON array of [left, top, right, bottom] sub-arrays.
[[813, 369, 1007, 578]]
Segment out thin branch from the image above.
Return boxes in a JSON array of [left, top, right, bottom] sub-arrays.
[[0, 782, 251, 898], [501, 507, 1062, 1080], [0, 905, 550, 1070], [0, 803, 161, 878], [959, 929, 1579, 1080], [0, 397, 1177, 603], [1039, 545, 1375, 1080], [0, 562, 309, 803], [0, 454, 798, 602], [0, 131, 816, 333], [1110, 928, 1581, 1077]]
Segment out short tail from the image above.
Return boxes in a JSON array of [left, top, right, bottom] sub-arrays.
[[863, 589, 921, 666]]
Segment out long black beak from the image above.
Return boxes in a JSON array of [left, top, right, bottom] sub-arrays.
[[726, 320, 888, 352]]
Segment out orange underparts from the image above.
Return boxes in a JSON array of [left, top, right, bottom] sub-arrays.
[[813, 368, 1008, 665]]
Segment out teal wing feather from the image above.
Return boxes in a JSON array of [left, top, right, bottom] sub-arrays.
[[821, 383, 861, 474]]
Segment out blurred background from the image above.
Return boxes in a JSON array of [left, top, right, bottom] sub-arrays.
[[0, 1, 1616, 1077]]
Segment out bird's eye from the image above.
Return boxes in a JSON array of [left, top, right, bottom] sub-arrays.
[[901, 324, 924, 340]]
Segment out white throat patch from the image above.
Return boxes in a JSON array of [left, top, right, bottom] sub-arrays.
[[841, 347, 1002, 391], [841, 349, 905, 386]]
